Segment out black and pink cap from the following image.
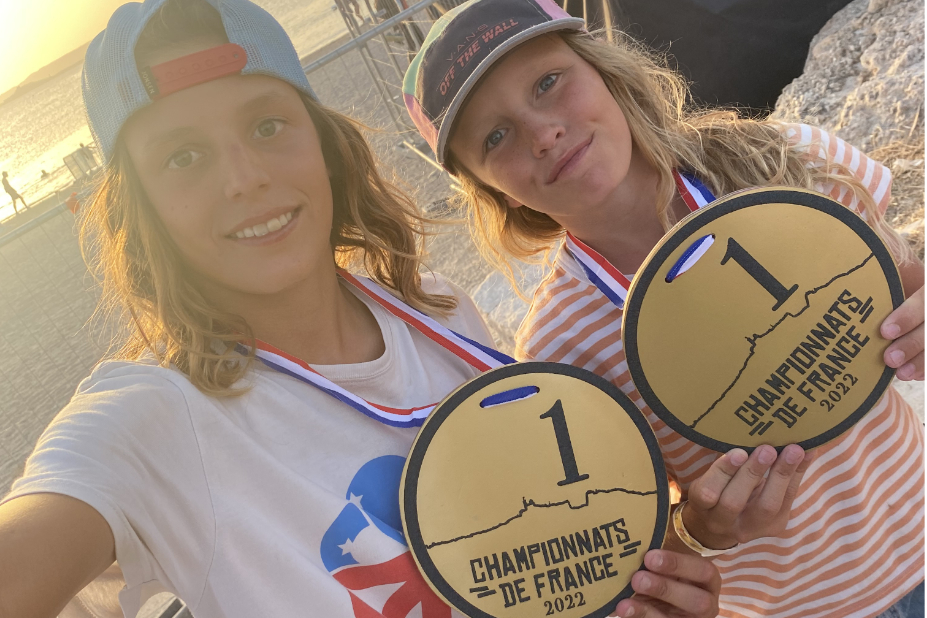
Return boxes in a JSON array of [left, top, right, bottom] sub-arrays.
[[403, 0, 584, 167]]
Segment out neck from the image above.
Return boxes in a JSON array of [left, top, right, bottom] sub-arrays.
[[203, 267, 385, 365], [556, 152, 687, 274]]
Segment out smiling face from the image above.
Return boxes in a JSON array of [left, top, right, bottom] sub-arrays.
[[122, 70, 334, 301], [448, 35, 637, 222]]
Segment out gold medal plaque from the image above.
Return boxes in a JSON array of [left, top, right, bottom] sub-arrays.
[[402, 362, 669, 618], [622, 188, 904, 452]]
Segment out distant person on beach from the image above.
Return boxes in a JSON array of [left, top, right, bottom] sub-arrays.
[[78, 142, 97, 168], [2, 171, 27, 213]]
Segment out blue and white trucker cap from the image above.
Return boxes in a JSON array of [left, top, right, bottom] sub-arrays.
[[83, 0, 316, 161]]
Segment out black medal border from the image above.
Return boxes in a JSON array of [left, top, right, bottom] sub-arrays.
[[403, 361, 671, 618], [623, 188, 905, 454]]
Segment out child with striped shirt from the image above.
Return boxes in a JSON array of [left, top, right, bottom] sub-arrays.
[[403, 1, 925, 616]]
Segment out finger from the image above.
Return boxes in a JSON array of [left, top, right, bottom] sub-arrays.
[[746, 476, 766, 505], [884, 323, 924, 367], [794, 447, 816, 475], [629, 569, 719, 618], [753, 444, 805, 516], [881, 287, 924, 341], [776, 448, 816, 517], [643, 550, 721, 593], [896, 353, 924, 381], [714, 445, 778, 517], [687, 449, 748, 510]]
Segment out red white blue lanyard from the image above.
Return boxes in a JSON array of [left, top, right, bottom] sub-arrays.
[[564, 170, 716, 309], [243, 271, 514, 428]]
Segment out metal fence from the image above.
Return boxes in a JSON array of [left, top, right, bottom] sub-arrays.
[[299, 0, 458, 177]]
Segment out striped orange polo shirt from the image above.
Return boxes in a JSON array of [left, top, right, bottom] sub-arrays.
[[514, 124, 925, 617]]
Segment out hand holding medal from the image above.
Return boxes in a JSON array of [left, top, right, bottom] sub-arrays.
[[398, 364, 806, 618], [398, 182, 900, 618], [622, 187, 904, 452], [401, 363, 670, 618]]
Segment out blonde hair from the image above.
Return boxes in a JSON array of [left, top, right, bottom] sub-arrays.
[[448, 30, 913, 284], [80, 0, 454, 396]]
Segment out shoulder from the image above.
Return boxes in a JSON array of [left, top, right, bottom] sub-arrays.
[[49, 360, 213, 444], [778, 123, 874, 172], [13, 359, 219, 508], [75, 359, 201, 407], [777, 122, 892, 216], [8, 360, 219, 606], [419, 270, 462, 297]]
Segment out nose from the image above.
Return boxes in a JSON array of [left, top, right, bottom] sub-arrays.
[[522, 113, 565, 158], [221, 142, 271, 200]]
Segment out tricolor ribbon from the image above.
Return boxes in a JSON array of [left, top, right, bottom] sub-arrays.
[[242, 272, 514, 428], [565, 170, 716, 309], [672, 169, 716, 211]]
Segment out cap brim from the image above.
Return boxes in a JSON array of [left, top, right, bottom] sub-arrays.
[[434, 16, 584, 165]]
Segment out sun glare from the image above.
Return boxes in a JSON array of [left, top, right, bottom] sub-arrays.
[[0, 0, 130, 95]]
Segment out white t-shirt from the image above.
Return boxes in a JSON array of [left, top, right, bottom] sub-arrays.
[[2, 274, 491, 618]]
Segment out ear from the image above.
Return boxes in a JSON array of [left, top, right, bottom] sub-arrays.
[[502, 194, 524, 209]]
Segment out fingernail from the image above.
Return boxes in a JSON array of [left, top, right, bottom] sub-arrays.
[[785, 446, 802, 465], [619, 605, 635, 617], [898, 363, 915, 379], [648, 551, 664, 569], [758, 446, 776, 465], [884, 323, 901, 339], [729, 449, 748, 466], [889, 349, 905, 365], [637, 574, 653, 592]]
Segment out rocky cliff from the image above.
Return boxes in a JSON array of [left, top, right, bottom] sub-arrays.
[[770, 0, 925, 258]]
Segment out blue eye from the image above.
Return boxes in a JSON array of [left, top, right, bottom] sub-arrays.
[[539, 74, 557, 93], [485, 129, 506, 152]]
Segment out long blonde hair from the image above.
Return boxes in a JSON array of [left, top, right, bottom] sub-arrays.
[[80, 0, 454, 395], [448, 29, 913, 284]]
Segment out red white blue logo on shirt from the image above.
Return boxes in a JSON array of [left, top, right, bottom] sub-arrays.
[[321, 456, 451, 617]]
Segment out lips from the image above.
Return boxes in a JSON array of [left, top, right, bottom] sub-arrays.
[[547, 135, 593, 184], [227, 206, 300, 239]]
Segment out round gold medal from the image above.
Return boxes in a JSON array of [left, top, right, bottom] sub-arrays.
[[401, 362, 669, 618], [623, 188, 904, 452]]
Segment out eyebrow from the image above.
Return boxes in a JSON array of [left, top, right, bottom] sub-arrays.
[[237, 90, 292, 116], [141, 89, 293, 153], [143, 126, 197, 154]]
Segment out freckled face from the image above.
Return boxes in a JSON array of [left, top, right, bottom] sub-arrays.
[[122, 73, 334, 298], [448, 35, 636, 220]]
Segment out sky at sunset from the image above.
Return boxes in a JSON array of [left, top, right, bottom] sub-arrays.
[[0, 0, 130, 95]]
